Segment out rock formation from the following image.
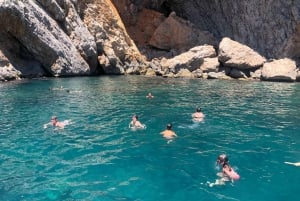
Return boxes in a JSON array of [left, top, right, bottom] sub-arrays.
[[218, 38, 266, 70], [149, 11, 216, 52], [261, 58, 297, 82], [0, 0, 300, 82], [0, 0, 95, 78], [0, 0, 145, 81]]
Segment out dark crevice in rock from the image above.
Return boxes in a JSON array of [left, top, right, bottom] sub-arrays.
[[1, 31, 48, 78]]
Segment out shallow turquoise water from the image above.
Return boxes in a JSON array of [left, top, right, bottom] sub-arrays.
[[0, 76, 299, 201]]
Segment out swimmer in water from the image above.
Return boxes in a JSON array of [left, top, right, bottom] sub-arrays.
[[192, 107, 205, 121], [216, 154, 233, 177], [44, 116, 65, 129], [49, 86, 65, 91], [161, 123, 177, 139], [146, 92, 154, 99], [216, 154, 240, 181], [129, 115, 145, 129]]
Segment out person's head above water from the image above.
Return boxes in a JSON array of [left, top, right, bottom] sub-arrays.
[[51, 116, 58, 125], [146, 92, 154, 98], [217, 154, 229, 165], [132, 115, 138, 120], [166, 123, 172, 130], [196, 107, 201, 112]]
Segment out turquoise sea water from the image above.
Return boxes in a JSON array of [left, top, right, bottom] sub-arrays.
[[0, 76, 299, 201]]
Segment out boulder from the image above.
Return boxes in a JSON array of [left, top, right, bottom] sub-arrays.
[[192, 69, 203, 78], [207, 72, 232, 80], [200, 57, 219, 73], [0, 64, 21, 81], [161, 45, 216, 73], [261, 58, 297, 82], [250, 68, 262, 80], [145, 68, 156, 76], [175, 69, 194, 78], [218, 37, 266, 70], [229, 69, 248, 79]]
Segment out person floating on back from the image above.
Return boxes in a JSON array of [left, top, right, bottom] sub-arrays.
[[129, 115, 145, 129], [161, 123, 177, 139], [216, 154, 240, 180], [192, 107, 205, 122]]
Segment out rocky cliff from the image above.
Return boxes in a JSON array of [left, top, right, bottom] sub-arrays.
[[0, 0, 145, 81], [0, 0, 300, 82], [116, 0, 300, 61]]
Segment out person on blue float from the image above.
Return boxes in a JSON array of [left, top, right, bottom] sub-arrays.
[[192, 107, 205, 121], [161, 123, 177, 139], [129, 115, 145, 129], [216, 154, 240, 180]]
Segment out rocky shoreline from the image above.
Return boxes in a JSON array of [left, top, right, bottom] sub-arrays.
[[0, 0, 299, 82]]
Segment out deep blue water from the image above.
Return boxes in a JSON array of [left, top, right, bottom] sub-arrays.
[[0, 76, 299, 201]]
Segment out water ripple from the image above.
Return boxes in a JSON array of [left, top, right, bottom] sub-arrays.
[[0, 77, 299, 201]]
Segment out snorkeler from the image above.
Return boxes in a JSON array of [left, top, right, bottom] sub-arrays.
[[161, 123, 177, 139], [192, 107, 205, 121], [129, 115, 145, 129], [216, 154, 240, 180]]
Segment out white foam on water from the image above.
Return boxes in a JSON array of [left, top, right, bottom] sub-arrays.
[[206, 172, 231, 187]]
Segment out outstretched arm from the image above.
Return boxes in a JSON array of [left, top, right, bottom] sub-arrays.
[[284, 162, 300, 166], [43, 122, 51, 129]]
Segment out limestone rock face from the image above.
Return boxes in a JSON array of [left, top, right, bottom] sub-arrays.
[[0, 0, 95, 78], [0, 0, 146, 81], [80, 0, 145, 75], [126, 8, 166, 47], [1, 0, 300, 82], [149, 12, 216, 51], [156, 0, 300, 61], [261, 58, 297, 82], [218, 37, 266, 70], [297, 69, 300, 81], [0, 49, 21, 81]]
